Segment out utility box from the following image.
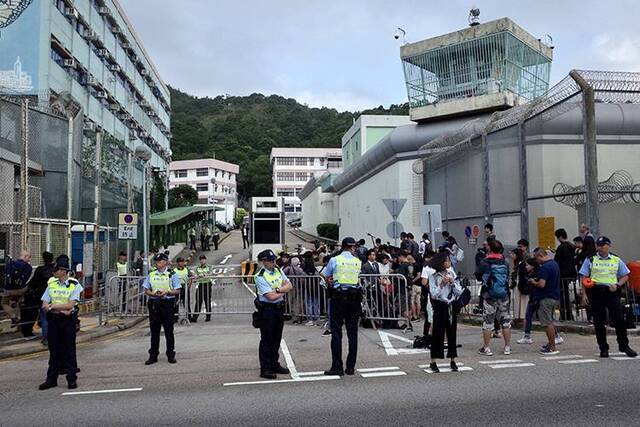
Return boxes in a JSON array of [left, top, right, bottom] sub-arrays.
[[250, 197, 285, 261]]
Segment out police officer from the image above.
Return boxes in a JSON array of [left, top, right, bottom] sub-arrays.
[[143, 253, 181, 365], [254, 249, 293, 379], [173, 257, 192, 323], [191, 255, 212, 323], [321, 237, 362, 376], [116, 251, 128, 313], [579, 236, 637, 358], [39, 256, 82, 390]]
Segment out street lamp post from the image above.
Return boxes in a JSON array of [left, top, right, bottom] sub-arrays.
[[135, 146, 152, 276]]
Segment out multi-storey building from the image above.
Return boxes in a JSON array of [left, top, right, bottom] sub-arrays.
[[169, 158, 239, 209], [270, 147, 342, 213], [0, 0, 171, 224]]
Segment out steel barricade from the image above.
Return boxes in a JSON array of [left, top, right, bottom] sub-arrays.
[[104, 275, 148, 323], [283, 275, 328, 323], [185, 275, 258, 318], [359, 274, 411, 324]]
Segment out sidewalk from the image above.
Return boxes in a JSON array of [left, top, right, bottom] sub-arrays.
[[0, 313, 145, 360]]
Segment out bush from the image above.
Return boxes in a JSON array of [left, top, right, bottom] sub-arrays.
[[234, 208, 248, 227], [317, 223, 339, 240]]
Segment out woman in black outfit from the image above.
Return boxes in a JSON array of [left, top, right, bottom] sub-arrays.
[[428, 252, 462, 373]]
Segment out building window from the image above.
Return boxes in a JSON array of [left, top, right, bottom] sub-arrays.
[[277, 157, 294, 166], [196, 168, 208, 177], [295, 157, 308, 166], [277, 189, 295, 197], [196, 183, 208, 192], [295, 172, 309, 182], [174, 170, 187, 178], [276, 172, 295, 181], [319, 158, 325, 166]]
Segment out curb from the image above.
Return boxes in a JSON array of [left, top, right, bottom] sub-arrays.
[[0, 317, 146, 360]]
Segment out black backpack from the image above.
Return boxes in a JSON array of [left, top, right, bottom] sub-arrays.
[[3, 259, 28, 291]]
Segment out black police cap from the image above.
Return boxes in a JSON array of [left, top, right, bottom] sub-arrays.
[[154, 253, 169, 262], [257, 249, 277, 261], [596, 236, 612, 246], [342, 237, 357, 247]]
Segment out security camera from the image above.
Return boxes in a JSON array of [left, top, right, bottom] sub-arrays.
[[394, 32, 400, 40], [394, 27, 406, 44]]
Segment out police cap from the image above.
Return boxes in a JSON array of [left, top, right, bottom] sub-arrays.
[[54, 258, 70, 271], [257, 249, 277, 261], [341, 237, 357, 247], [154, 253, 169, 262], [596, 236, 612, 246], [176, 256, 185, 263]]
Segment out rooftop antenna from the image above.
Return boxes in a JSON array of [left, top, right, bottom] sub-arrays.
[[469, 6, 480, 27], [394, 27, 407, 45]]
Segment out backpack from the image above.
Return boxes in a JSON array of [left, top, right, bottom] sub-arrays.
[[3, 259, 28, 291], [485, 260, 509, 299], [452, 286, 472, 315], [455, 247, 465, 262]]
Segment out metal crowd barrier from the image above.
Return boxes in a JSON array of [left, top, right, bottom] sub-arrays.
[[103, 275, 148, 324]]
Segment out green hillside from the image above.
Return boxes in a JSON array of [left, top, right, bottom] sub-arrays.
[[169, 86, 408, 204]]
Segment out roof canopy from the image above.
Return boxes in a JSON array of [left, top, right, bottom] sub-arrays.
[[149, 205, 222, 226]]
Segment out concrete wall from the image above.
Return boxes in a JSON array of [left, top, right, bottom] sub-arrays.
[[301, 187, 339, 235], [338, 160, 421, 243]]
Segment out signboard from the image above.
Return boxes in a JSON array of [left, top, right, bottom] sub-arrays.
[[118, 213, 138, 240], [382, 199, 407, 218], [468, 238, 477, 245], [464, 225, 472, 238], [537, 217, 556, 250], [386, 221, 404, 240], [421, 204, 442, 233], [471, 224, 481, 239]]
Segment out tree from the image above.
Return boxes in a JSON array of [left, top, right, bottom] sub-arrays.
[[234, 208, 248, 226], [169, 184, 198, 208]]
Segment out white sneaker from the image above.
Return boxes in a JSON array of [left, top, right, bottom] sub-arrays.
[[555, 335, 564, 345], [305, 321, 315, 326], [517, 336, 533, 344], [504, 346, 512, 355], [478, 347, 493, 356]]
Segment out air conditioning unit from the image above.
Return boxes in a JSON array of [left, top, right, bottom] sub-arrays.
[[140, 69, 148, 76], [85, 76, 98, 87], [108, 103, 119, 112], [83, 122, 96, 132], [111, 26, 120, 34], [98, 7, 112, 17], [129, 130, 138, 140], [121, 42, 131, 50], [140, 101, 150, 109], [96, 49, 108, 57], [65, 7, 79, 19], [83, 29, 97, 41], [96, 91, 107, 99], [108, 64, 121, 72], [63, 58, 76, 68], [140, 131, 150, 138]]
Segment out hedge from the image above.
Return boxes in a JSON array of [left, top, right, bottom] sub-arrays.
[[316, 223, 339, 241]]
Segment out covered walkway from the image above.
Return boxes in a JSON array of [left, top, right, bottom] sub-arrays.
[[149, 205, 221, 248]]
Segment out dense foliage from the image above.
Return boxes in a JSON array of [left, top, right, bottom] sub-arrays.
[[168, 184, 199, 208], [317, 223, 339, 241], [169, 86, 409, 205]]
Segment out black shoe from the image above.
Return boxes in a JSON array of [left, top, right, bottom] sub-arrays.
[[39, 381, 57, 390], [205, 316, 211, 322], [273, 365, 290, 375], [450, 361, 458, 372], [167, 355, 177, 364], [324, 368, 344, 376], [260, 371, 277, 379], [622, 347, 638, 358], [67, 381, 77, 390], [345, 368, 355, 375], [429, 362, 440, 373], [600, 349, 609, 358], [145, 357, 158, 365]]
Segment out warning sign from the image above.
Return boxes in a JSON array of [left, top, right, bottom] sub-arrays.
[[537, 217, 556, 250], [471, 224, 481, 239], [118, 213, 138, 240]]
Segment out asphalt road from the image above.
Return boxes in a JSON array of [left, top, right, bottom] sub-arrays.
[[2, 231, 639, 426]]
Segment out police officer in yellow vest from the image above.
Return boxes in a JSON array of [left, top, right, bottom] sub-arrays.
[[190, 254, 212, 323], [173, 257, 192, 323], [321, 237, 363, 376], [579, 236, 637, 358], [142, 253, 181, 365], [39, 256, 83, 390], [254, 249, 293, 379], [116, 251, 128, 313]]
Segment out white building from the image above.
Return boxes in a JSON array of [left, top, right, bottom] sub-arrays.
[[342, 115, 412, 169], [169, 159, 239, 211], [270, 147, 342, 213]]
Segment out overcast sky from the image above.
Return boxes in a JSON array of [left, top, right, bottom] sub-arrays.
[[120, 0, 640, 111]]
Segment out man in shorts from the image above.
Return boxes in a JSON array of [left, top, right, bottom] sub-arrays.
[[529, 248, 561, 355]]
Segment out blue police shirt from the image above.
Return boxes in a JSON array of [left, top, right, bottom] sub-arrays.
[[323, 251, 360, 289], [142, 268, 182, 299], [579, 254, 630, 279], [255, 267, 289, 304], [41, 279, 84, 303]]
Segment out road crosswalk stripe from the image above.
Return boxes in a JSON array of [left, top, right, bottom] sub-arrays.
[[357, 366, 401, 373], [418, 363, 466, 368], [558, 359, 598, 364], [478, 359, 522, 364], [542, 355, 583, 360], [423, 367, 473, 374], [611, 356, 639, 361], [360, 371, 406, 378], [489, 363, 535, 369]]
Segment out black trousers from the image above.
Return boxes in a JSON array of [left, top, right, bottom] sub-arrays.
[[189, 236, 197, 250], [242, 236, 249, 249], [20, 295, 40, 337], [148, 299, 175, 357], [559, 278, 574, 321], [329, 296, 361, 371], [46, 313, 78, 383], [586, 287, 629, 351], [430, 299, 457, 359], [213, 235, 219, 251], [119, 278, 128, 314], [191, 283, 212, 321], [258, 305, 284, 371]]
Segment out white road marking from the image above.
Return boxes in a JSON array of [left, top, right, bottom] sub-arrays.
[[378, 330, 428, 356], [424, 367, 473, 374], [595, 352, 625, 356], [558, 359, 598, 364], [611, 356, 640, 361], [478, 359, 522, 364], [62, 388, 142, 396], [357, 366, 401, 373], [220, 254, 233, 264], [488, 363, 535, 369], [542, 355, 583, 360], [297, 371, 326, 377], [418, 363, 466, 368], [280, 339, 299, 379], [223, 376, 340, 387], [360, 371, 407, 378]]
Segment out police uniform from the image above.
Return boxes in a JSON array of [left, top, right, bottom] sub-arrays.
[[254, 249, 291, 379], [117, 260, 128, 313], [191, 263, 212, 322], [173, 262, 191, 322], [323, 238, 362, 376], [142, 255, 182, 364], [580, 236, 637, 358], [39, 259, 82, 390]]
